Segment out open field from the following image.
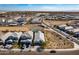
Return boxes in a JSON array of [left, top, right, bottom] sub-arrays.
[[44, 30, 74, 49], [0, 26, 29, 32], [0, 24, 44, 32], [44, 20, 70, 25], [26, 24, 44, 30]]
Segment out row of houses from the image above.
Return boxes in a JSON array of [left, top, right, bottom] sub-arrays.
[[44, 14, 79, 20], [0, 15, 45, 26], [0, 16, 27, 26], [56, 23, 79, 39], [1, 13, 79, 20], [0, 31, 45, 49]]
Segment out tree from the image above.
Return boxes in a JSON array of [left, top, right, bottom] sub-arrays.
[[32, 29, 38, 46]]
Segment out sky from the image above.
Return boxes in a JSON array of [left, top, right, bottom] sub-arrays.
[[0, 4, 79, 11]]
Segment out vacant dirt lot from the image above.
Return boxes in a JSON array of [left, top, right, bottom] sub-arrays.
[[44, 30, 74, 49], [0, 26, 29, 32], [44, 20, 70, 25], [0, 23, 45, 32], [26, 24, 44, 30]]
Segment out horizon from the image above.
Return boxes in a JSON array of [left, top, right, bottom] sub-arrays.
[[0, 4, 79, 12]]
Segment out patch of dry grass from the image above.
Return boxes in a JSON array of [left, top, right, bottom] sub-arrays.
[[44, 30, 74, 49]]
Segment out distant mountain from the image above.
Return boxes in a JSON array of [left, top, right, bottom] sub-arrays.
[[0, 10, 7, 12], [0, 9, 79, 12]]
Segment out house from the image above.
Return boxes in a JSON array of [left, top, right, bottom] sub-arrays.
[[59, 24, 67, 28], [73, 32, 79, 38], [65, 26, 73, 30], [0, 18, 6, 25], [1, 32, 13, 42], [34, 31, 45, 46], [17, 17, 26, 25], [73, 28, 79, 33], [3, 32, 19, 48], [58, 24, 67, 31], [18, 32, 32, 49], [74, 16, 79, 19], [0, 18, 18, 26], [6, 19, 18, 26], [1, 32, 22, 49], [31, 17, 43, 24]]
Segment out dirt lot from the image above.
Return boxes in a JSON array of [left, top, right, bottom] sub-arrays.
[[44, 30, 74, 49], [0, 23, 44, 32], [44, 20, 70, 26], [0, 26, 29, 32], [26, 24, 44, 30]]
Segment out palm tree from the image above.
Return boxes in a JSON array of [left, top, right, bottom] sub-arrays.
[[32, 29, 38, 46]]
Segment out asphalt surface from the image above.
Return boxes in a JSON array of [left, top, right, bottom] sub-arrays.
[[0, 50, 79, 55]]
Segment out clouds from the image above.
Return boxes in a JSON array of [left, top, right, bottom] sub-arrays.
[[0, 4, 79, 11], [36, 4, 79, 11]]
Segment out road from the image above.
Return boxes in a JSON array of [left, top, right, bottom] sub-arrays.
[[42, 21, 79, 55], [0, 50, 79, 55], [43, 21, 79, 45]]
